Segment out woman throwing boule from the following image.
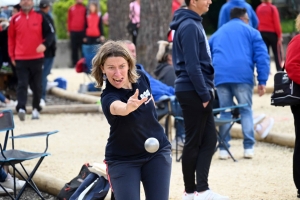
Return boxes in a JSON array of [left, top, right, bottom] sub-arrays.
[[91, 40, 172, 200]]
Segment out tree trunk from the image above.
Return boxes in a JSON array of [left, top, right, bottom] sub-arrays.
[[107, 0, 132, 40], [137, 0, 172, 74]]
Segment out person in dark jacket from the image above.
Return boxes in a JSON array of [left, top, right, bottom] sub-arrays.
[[91, 40, 172, 200], [67, 0, 86, 67], [8, 0, 55, 121], [170, 0, 229, 199], [285, 13, 300, 199], [154, 40, 176, 87], [38, 0, 56, 105]]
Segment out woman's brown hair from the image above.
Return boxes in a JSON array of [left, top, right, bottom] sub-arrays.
[[91, 40, 139, 88]]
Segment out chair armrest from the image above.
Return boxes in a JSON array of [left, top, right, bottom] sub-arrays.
[[155, 98, 171, 109], [9, 130, 58, 139], [213, 103, 248, 114]]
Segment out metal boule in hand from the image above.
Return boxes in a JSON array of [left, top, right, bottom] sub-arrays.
[[144, 137, 159, 153]]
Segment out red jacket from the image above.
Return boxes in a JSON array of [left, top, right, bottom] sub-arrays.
[[256, 2, 282, 39], [285, 35, 300, 85], [67, 3, 86, 32], [172, 0, 181, 15], [8, 9, 54, 61], [86, 13, 101, 37]]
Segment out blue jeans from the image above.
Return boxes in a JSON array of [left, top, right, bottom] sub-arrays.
[[216, 83, 255, 150], [0, 92, 5, 103], [42, 57, 54, 100], [0, 168, 7, 182], [82, 44, 99, 73]]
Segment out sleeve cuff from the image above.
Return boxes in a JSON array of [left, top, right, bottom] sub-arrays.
[[258, 81, 266, 86], [199, 92, 211, 103]]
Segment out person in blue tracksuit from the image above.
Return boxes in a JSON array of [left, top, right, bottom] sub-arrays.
[[90, 40, 171, 200], [170, 0, 229, 199], [209, 7, 270, 159], [218, 0, 259, 29]]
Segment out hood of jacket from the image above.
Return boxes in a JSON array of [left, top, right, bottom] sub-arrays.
[[154, 62, 169, 77], [228, 0, 247, 6], [170, 9, 202, 31]]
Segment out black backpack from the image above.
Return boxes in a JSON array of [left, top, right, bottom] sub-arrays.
[[57, 163, 91, 200]]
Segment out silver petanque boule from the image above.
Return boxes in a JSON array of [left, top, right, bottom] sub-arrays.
[[144, 137, 159, 153]]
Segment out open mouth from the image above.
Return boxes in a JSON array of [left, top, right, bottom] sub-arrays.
[[113, 78, 123, 83]]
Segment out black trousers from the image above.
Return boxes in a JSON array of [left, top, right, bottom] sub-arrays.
[[176, 90, 217, 193], [260, 31, 282, 71], [70, 31, 85, 67], [15, 58, 43, 112], [291, 104, 300, 193]]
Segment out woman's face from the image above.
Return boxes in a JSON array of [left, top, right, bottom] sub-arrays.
[[102, 56, 130, 89], [89, 4, 97, 13]]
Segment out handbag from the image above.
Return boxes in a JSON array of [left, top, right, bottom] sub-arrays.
[[271, 64, 300, 106]]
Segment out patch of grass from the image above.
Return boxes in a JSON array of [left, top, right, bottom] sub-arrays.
[[281, 19, 296, 33]]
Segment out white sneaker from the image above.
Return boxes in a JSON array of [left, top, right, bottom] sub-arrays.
[[219, 150, 230, 160], [1, 176, 25, 190], [5, 100, 15, 107], [39, 99, 46, 107], [194, 190, 229, 200], [253, 113, 266, 125], [244, 148, 254, 159], [32, 108, 40, 120], [18, 109, 26, 121], [46, 81, 58, 91], [183, 191, 194, 200], [0, 186, 13, 194]]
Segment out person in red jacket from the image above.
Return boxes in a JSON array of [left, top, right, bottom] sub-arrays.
[[8, 0, 54, 121], [256, 0, 283, 72], [67, 0, 86, 68], [285, 13, 300, 199], [83, 2, 105, 45]]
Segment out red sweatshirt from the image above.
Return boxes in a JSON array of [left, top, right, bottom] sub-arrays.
[[285, 35, 300, 85], [256, 2, 282, 39], [8, 9, 54, 61], [86, 13, 101, 37], [67, 3, 86, 32]]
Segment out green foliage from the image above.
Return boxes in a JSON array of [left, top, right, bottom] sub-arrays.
[[281, 19, 296, 33], [99, 0, 109, 38], [53, 0, 88, 39], [53, 0, 108, 39]]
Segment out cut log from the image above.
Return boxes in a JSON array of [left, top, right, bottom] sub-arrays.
[[8, 166, 65, 196], [50, 87, 99, 104]]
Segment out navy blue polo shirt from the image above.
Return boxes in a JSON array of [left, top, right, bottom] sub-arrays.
[[101, 70, 170, 161]]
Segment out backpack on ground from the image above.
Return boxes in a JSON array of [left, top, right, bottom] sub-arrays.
[[57, 163, 91, 200], [69, 172, 109, 200]]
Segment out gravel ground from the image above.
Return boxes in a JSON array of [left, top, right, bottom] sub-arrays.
[[0, 64, 298, 200]]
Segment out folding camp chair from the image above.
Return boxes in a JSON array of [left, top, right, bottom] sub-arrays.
[[213, 103, 248, 162], [0, 109, 58, 199], [155, 97, 173, 140]]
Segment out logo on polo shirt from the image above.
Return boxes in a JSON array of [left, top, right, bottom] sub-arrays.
[[140, 89, 151, 104]]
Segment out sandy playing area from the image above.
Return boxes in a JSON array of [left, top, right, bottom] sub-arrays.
[[1, 64, 298, 200]]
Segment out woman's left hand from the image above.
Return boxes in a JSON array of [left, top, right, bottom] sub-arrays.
[[126, 89, 147, 113]]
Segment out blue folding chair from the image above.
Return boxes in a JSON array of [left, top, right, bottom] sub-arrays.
[[213, 103, 248, 162], [0, 109, 58, 199]]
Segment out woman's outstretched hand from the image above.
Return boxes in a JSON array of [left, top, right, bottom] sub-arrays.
[[126, 89, 148, 113]]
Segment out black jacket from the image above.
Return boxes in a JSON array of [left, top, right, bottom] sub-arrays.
[[37, 11, 56, 58]]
